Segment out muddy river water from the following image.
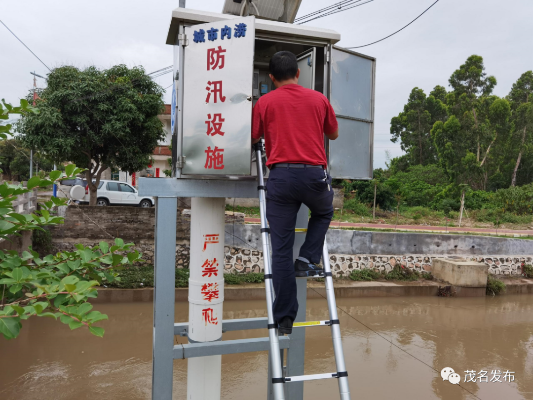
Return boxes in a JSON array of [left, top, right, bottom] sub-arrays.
[[1, 295, 533, 400]]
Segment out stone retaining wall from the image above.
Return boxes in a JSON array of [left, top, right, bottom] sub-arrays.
[[51, 239, 532, 277]]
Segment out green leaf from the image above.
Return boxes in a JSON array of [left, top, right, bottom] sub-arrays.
[[115, 238, 124, 247], [67, 259, 81, 270], [27, 176, 41, 190], [0, 317, 21, 339], [11, 267, 23, 282], [9, 284, 22, 294], [127, 251, 139, 262], [77, 303, 93, 315], [86, 311, 108, 323], [33, 302, 49, 314], [112, 254, 123, 266], [89, 326, 105, 337], [0, 278, 16, 284], [38, 312, 57, 320], [57, 263, 70, 275], [49, 170, 62, 181], [65, 164, 76, 177], [65, 284, 76, 292], [69, 320, 83, 330], [54, 294, 68, 307], [60, 314, 74, 324], [20, 99, 29, 108], [99, 241, 109, 254], [11, 305, 24, 315]]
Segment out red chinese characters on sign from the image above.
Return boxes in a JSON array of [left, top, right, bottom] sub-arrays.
[[203, 234, 220, 251], [205, 113, 225, 136], [207, 46, 226, 70], [201, 282, 219, 302], [205, 81, 226, 103], [202, 308, 218, 325], [204, 146, 224, 170], [201, 258, 219, 277]]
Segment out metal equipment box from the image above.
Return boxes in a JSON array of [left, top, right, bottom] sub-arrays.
[[167, 8, 375, 180]]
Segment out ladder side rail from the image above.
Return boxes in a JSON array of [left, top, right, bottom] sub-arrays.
[[322, 239, 351, 400], [255, 143, 286, 400]]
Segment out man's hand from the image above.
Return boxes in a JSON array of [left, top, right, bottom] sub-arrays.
[[252, 137, 261, 144], [326, 129, 339, 140]]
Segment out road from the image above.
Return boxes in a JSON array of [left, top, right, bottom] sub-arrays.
[[244, 218, 533, 237]]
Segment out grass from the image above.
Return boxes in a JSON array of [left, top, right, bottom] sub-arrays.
[[225, 204, 260, 217], [522, 264, 533, 278]]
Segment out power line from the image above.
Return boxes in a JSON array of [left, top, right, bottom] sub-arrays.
[[0, 20, 50, 71], [298, 0, 374, 25], [345, 0, 440, 49], [295, 0, 362, 23], [309, 286, 482, 400]]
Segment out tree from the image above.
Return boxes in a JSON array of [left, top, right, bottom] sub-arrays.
[[18, 65, 165, 205], [0, 99, 142, 339], [448, 55, 497, 162], [508, 71, 533, 186], [0, 139, 53, 181], [390, 86, 447, 166]]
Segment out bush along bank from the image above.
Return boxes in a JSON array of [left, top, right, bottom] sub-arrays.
[[105, 266, 267, 289], [349, 266, 433, 282]]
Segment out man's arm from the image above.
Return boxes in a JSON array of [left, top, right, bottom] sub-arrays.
[[252, 137, 262, 144], [325, 129, 339, 141]]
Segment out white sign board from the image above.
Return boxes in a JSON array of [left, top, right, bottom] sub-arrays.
[[182, 16, 255, 175]]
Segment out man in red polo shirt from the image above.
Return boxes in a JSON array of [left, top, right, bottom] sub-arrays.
[[252, 51, 338, 334]]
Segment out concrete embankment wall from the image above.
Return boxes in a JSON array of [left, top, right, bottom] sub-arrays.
[[52, 206, 533, 277]]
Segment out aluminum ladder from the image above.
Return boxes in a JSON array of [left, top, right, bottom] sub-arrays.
[[253, 142, 351, 400]]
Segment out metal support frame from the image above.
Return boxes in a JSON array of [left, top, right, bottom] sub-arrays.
[[152, 197, 178, 400]]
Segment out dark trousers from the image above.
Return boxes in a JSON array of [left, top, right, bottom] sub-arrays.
[[266, 165, 334, 323]]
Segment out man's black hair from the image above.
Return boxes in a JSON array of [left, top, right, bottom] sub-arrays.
[[269, 51, 298, 82]]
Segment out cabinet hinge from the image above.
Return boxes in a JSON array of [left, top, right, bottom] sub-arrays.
[[177, 156, 186, 169], [178, 34, 189, 47], [326, 51, 330, 63]]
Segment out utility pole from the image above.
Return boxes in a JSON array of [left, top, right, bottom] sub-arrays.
[[29, 71, 45, 178]]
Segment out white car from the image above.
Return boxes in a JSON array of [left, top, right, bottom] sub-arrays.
[[82, 180, 154, 207]]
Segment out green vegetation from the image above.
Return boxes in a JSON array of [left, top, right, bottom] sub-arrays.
[[486, 275, 506, 295], [522, 264, 533, 278], [335, 58, 533, 229], [0, 99, 141, 340], [349, 267, 433, 282], [107, 267, 266, 288], [18, 65, 165, 205]]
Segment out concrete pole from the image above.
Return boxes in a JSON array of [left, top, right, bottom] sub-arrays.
[[187, 197, 225, 400]]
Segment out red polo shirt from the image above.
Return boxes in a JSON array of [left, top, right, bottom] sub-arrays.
[[251, 84, 338, 167]]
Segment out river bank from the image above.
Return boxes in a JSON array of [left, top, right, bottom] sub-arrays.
[[92, 277, 533, 303]]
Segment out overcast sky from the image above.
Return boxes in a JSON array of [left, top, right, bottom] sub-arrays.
[[1, 0, 532, 168]]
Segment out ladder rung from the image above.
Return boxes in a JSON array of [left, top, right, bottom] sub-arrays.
[[293, 320, 331, 327], [284, 372, 339, 382], [294, 228, 307, 233]]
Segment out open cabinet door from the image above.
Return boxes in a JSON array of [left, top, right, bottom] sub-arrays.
[[181, 16, 255, 175], [328, 46, 375, 179], [296, 48, 316, 90]]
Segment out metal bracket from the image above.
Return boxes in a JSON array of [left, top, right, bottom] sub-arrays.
[[178, 33, 188, 46], [177, 156, 186, 168]]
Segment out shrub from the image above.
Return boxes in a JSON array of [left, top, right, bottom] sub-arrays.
[[522, 264, 533, 278], [385, 266, 420, 281], [344, 198, 371, 216], [223, 272, 265, 285], [486, 275, 506, 295], [349, 269, 382, 281], [107, 266, 190, 288], [31, 228, 53, 256]]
